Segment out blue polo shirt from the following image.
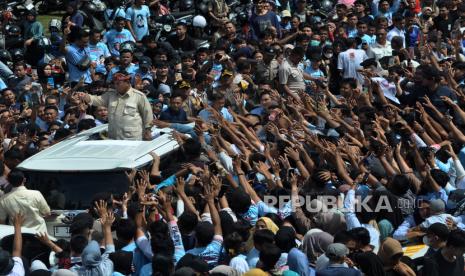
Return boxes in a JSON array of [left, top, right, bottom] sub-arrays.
[[65, 43, 92, 83]]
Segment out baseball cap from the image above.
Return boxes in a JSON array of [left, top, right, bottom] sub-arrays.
[[138, 56, 152, 70], [326, 243, 349, 258], [281, 10, 292, 18], [0, 249, 13, 275], [427, 222, 450, 241], [176, 80, 191, 89], [158, 83, 171, 95]]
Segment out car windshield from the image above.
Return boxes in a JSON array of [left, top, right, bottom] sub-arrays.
[[23, 171, 130, 210]]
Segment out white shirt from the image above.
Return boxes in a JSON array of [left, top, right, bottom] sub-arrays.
[[387, 27, 406, 47], [337, 48, 368, 85], [368, 41, 393, 61]]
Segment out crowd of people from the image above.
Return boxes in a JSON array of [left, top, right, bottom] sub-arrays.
[[2, 0, 465, 275]]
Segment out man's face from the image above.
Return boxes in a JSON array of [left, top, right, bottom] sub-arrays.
[[3, 90, 15, 104], [357, 23, 367, 34], [44, 109, 57, 123], [340, 83, 352, 98], [355, 3, 365, 13], [14, 66, 26, 78], [91, 32, 101, 43], [157, 66, 169, 76], [197, 52, 208, 64], [121, 52, 133, 66], [440, 7, 449, 18], [376, 29, 387, 43], [225, 23, 236, 35], [260, 93, 272, 108], [396, 19, 405, 29], [27, 14, 35, 22], [77, 36, 90, 48], [302, 27, 312, 37], [170, 96, 183, 111], [380, 1, 390, 11], [116, 20, 125, 31], [96, 106, 108, 120], [114, 80, 131, 94], [213, 98, 225, 110], [349, 16, 358, 26], [38, 139, 50, 151], [46, 98, 58, 107], [176, 25, 187, 37]]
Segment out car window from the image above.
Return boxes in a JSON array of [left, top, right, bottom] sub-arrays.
[[23, 171, 130, 210]]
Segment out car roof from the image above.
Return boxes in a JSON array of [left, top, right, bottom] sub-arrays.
[[17, 124, 181, 172]]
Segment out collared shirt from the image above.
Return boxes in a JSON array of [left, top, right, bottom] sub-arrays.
[[89, 88, 153, 140], [279, 59, 305, 93], [387, 27, 406, 47], [0, 186, 50, 233], [65, 43, 92, 83], [368, 41, 393, 61]]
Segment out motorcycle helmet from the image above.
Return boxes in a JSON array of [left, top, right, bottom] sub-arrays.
[[192, 15, 207, 28], [49, 19, 62, 33], [36, 36, 52, 50], [0, 50, 11, 63], [120, 41, 136, 54], [237, 10, 249, 26], [320, 0, 334, 15], [6, 25, 21, 37], [179, 0, 194, 11], [85, 2, 97, 13], [10, 48, 24, 62], [94, 1, 107, 12]]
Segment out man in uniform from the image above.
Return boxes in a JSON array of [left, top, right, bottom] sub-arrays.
[[78, 71, 153, 140]]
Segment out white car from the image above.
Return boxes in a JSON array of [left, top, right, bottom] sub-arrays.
[[17, 124, 181, 239]]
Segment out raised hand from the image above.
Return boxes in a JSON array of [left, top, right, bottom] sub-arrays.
[[94, 200, 108, 219]]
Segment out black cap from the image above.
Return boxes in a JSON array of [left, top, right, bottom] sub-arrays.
[[360, 58, 377, 68], [138, 56, 152, 69], [427, 222, 450, 241]]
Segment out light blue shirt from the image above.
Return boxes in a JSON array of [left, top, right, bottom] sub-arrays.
[[65, 43, 92, 83], [88, 41, 110, 72], [198, 107, 234, 123], [344, 190, 380, 251], [103, 29, 135, 56], [126, 5, 150, 41], [107, 63, 139, 82]]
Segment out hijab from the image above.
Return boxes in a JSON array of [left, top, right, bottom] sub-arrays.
[[301, 230, 334, 264], [377, 237, 403, 269], [256, 217, 279, 234], [352, 252, 386, 276]]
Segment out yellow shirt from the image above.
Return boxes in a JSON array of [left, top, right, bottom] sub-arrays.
[[0, 186, 50, 233], [89, 88, 153, 140]]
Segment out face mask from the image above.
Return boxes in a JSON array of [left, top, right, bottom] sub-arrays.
[[324, 53, 333, 59], [423, 235, 431, 246], [310, 40, 320, 47]]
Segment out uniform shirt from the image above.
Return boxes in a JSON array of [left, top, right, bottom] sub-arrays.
[[279, 59, 305, 94], [103, 28, 135, 56], [89, 88, 153, 140], [65, 43, 92, 84], [0, 186, 50, 233], [125, 5, 150, 41]]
